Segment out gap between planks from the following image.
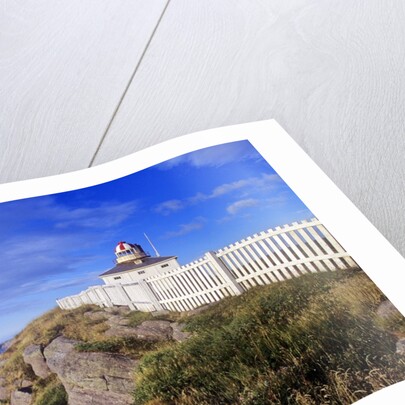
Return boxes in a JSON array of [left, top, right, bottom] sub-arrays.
[[88, 0, 172, 167]]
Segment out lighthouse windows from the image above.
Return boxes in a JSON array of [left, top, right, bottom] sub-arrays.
[[117, 250, 133, 257]]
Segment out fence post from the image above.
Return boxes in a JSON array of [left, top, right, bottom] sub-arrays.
[[139, 280, 165, 312], [205, 251, 243, 295]]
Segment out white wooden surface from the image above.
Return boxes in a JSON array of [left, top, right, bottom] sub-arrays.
[[1, 0, 405, 258], [0, 0, 167, 179]]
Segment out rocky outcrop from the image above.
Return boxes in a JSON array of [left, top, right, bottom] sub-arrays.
[[105, 316, 181, 342], [84, 311, 109, 321], [106, 314, 132, 327], [11, 309, 191, 404], [171, 322, 191, 342], [44, 336, 137, 405], [0, 377, 10, 401], [129, 320, 173, 341], [104, 307, 131, 316], [20, 380, 33, 389], [23, 344, 51, 379], [10, 388, 32, 405]]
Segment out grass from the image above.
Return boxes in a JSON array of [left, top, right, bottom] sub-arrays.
[[33, 375, 68, 405], [125, 310, 181, 327], [0, 304, 178, 403], [126, 311, 155, 327], [133, 268, 405, 405], [2, 269, 405, 405], [75, 337, 159, 357]]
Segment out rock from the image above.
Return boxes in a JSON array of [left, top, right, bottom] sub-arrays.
[[23, 344, 51, 379], [396, 338, 405, 355], [0, 386, 10, 401], [68, 388, 136, 405], [20, 380, 33, 389], [377, 300, 400, 319], [10, 388, 32, 405], [44, 336, 137, 405], [0, 377, 10, 401], [84, 311, 109, 321], [107, 315, 131, 327], [171, 322, 191, 342], [105, 318, 189, 342], [104, 325, 139, 338], [104, 307, 130, 316], [106, 319, 173, 341], [133, 320, 173, 341]]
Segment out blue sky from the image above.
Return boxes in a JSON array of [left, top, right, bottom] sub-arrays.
[[0, 140, 313, 342]]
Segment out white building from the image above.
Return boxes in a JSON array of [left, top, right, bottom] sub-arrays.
[[99, 241, 180, 285]]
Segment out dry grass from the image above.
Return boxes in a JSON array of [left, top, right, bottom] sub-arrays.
[[133, 269, 405, 405], [0, 304, 108, 404], [2, 269, 405, 405]]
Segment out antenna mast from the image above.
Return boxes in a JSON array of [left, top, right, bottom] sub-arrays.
[[144, 233, 160, 257]]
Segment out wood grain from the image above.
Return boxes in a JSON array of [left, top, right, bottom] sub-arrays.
[[1, 0, 405, 259], [0, 0, 167, 182], [92, 0, 405, 257]]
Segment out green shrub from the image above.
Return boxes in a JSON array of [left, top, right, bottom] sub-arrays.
[[35, 382, 67, 405]]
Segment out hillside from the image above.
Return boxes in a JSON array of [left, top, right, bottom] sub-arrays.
[[1, 268, 405, 405]]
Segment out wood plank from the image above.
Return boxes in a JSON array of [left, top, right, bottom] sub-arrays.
[[305, 225, 347, 269], [92, 0, 405, 258], [0, 0, 168, 182]]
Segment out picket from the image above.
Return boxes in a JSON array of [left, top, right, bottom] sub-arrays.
[[57, 219, 357, 312]]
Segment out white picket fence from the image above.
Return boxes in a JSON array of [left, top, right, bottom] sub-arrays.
[[57, 218, 358, 312]]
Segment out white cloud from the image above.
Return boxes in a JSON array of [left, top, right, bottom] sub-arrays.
[[0, 197, 138, 230], [154, 199, 184, 215], [0, 229, 110, 299], [163, 217, 206, 239], [28, 272, 102, 294], [155, 173, 281, 215], [54, 201, 138, 228], [226, 199, 259, 215]]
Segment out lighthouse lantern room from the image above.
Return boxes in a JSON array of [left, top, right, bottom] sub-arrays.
[[115, 241, 149, 264]]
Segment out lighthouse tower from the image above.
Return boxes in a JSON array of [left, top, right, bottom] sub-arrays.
[[99, 241, 180, 285]]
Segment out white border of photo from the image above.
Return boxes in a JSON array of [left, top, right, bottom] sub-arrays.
[[1, 120, 404, 404]]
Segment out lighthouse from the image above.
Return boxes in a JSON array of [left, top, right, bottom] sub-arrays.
[[115, 241, 149, 264], [99, 241, 180, 285]]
